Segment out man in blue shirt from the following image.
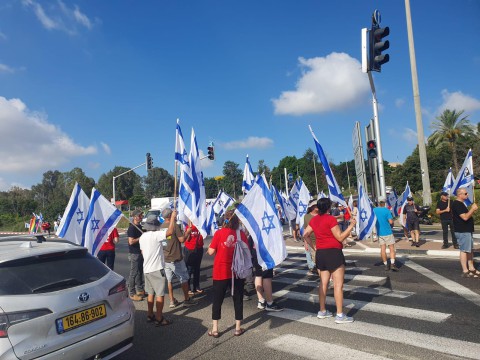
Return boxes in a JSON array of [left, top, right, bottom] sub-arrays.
[[373, 197, 399, 271]]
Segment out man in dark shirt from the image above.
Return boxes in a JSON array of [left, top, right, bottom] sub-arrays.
[[451, 189, 479, 277], [127, 209, 145, 301], [403, 196, 421, 247], [436, 191, 458, 249]]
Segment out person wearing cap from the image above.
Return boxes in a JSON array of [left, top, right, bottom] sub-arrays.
[[303, 199, 318, 275], [139, 215, 171, 326], [127, 209, 145, 301], [403, 196, 421, 247], [160, 208, 198, 308], [436, 191, 458, 249], [373, 197, 399, 271]]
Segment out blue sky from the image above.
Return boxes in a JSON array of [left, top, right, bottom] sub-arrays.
[[0, 0, 479, 191]]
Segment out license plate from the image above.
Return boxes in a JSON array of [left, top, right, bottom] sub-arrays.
[[56, 304, 106, 334]]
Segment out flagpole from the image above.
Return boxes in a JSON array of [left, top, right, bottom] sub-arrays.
[[284, 167, 292, 236], [313, 154, 319, 196], [173, 119, 179, 210]]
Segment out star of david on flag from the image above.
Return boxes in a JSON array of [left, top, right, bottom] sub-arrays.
[[56, 182, 90, 245], [242, 155, 255, 194], [213, 190, 234, 216], [452, 149, 474, 206], [356, 181, 376, 240], [235, 174, 286, 270], [295, 179, 311, 235], [272, 185, 296, 222], [397, 182, 412, 228], [442, 168, 454, 195]]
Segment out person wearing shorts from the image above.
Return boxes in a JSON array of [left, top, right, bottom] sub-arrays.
[[303, 197, 357, 324], [139, 215, 171, 326], [373, 197, 399, 271], [451, 189, 480, 278], [403, 196, 421, 247], [161, 208, 198, 308]]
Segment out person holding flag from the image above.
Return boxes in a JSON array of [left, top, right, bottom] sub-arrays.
[[436, 191, 458, 249]]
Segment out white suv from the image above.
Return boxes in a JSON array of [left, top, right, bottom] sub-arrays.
[[0, 237, 135, 359]]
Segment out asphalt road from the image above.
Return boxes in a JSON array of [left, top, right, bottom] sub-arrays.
[[111, 234, 480, 360]]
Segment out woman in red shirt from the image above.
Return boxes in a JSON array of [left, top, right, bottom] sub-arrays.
[[97, 228, 119, 270], [303, 198, 356, 324], [184, 222, 205, 294], [207, 210, 249, 337]]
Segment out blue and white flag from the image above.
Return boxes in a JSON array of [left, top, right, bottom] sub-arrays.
[[288, 180, 301, 214], [442, 168, 454, 194], [175, 120, 190, 224], [205, 204, 219, 236], [295, 180, 311, 233], [397, 182, 412, 227], [213, 190, 234, 216], [348, 194, 354, 211], [309, 125, 347, 207], [178, 128, 208, 237], [386, 189, 399, 217], [242, 155, 255, 194], [356, 181, 377, 240], [452, 149, 474, 205], [318, 191, 327, 199], [235, 174, 287, 270], [82, 188, 123, 256], [272, 185, 296, 221], [56, 182, 90, 245]]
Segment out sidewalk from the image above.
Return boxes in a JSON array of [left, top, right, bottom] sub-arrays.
[[283, 227, 480, 259]]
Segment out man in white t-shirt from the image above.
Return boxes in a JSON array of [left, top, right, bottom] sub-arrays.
[[139, 215, 171, 326]]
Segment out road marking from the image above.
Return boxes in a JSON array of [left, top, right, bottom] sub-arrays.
[[267, 309, 480, 359], [265, 334, 391, 360], [275, 267, 381, 282], [404, 259, 480, 308], [274, 277, 414, 299], [283, 257, 357, 266], [273, 289, 450, 322]]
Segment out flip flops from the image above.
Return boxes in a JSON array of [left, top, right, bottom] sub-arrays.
[[208, 330, 219, 338], [154, 317, 172, 327], [234, 328, 245, 336]]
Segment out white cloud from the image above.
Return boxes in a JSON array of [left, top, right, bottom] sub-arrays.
[[0, 96, 97, 173], [101, 142, 111, 155], [272, 52, 370, 115], [436, 89, 480, 114], [221, 136, 274, 150], [395, 98, 405, 108], [73, 5, 92, 29], [0, 63, 14, 73]]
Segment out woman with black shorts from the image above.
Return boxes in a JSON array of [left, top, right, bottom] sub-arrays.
[[303, 198, 356, 324]]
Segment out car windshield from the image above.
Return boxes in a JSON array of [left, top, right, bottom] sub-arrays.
[[0, 248, 109, 295]]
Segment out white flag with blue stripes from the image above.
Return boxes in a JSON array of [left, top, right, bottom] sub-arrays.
[[356, 181, 376, 240], [56, 182, 90, 245], [387, 189, 399, 217], [295, 179, 311, 232], [82, 188, 123, 256], [309, 125, 347, 207], [242, 155, 255, 194], [213, 190, 234, 216], [442, 168, 454, 194], [272, 185, 296, 221], [397, 182, 412, 227], [288, 180, 301, 214], [175, 120, 191, 225], [235, 174, 287, 270], [452, 149, 474, 205]]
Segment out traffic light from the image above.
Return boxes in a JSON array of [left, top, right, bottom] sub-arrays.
[[369, 24, 390, 72], [146, 152, 153, 170], [207, 142, 215, 160], [367, 140, 377, 158]]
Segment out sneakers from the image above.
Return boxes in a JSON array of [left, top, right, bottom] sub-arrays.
[[257, 300, 266, 310], [265, 302, 283, 312], [183, 298, 198, 307], [441, 244, 449, 249], [243, 294, 251, 301], [317, 310, 333, 319], [169, 298, 179, 308], [390, 263, 399, 272], [129, 294, 143, 301], [384, 264, 390, 271], [335, 314, 354, 324]]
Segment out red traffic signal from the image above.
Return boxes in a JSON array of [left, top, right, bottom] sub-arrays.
[[367, 140, 377, 158]]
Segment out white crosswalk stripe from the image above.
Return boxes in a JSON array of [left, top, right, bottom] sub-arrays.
[[275, 266, 386, 282]]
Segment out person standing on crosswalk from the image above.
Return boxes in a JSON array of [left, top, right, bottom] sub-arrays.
[[303, 197, 357, 324], [373, 197, 399, 272]]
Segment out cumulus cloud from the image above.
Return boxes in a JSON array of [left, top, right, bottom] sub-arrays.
[[436, 89, 480, 114], [221, 137, 274, 150], [22, 0, 95, 35], [0, 96, 97, 173], [272, 53, 370, 115], [101, 142, 111, 155]]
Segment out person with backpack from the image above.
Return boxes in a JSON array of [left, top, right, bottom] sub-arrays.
[[207, 210, 249, 338]]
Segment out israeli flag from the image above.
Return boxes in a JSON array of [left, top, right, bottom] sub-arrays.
[[82, 188, 123, 256], [272, 185, 296, 221], [442, 168, 454, 194], [205, 204, 219, 236], [288, 180, 301, 213], [235, 174, 287, 270], [452, 149, 474, 205], [175, 119, 189, 169], [397, 182, 412, 227], [213, 190, 234, 216], [309, 125, 347, 207], [178, 128, 208, 237], [386, 189, 399, 217], [56, 182, 90, 245], [296, 179, 311, 233], [319, 191, 327, 199], [356, 181, 377, 240], [348, 194, 354, 211], [242, 155, 255, 194]]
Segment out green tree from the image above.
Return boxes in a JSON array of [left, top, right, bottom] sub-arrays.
[[62, 168, 95, 198], [204, 177, 219, 199], [257, 160, 271, 180], [144, 167, 174, 198], [222, 161, 243, 199], [97, 166, 142, 201], [429, 109, 475, 173], [31, 170, 68, 220]]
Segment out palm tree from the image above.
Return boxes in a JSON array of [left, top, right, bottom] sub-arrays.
[[429, 109, 475, 173]]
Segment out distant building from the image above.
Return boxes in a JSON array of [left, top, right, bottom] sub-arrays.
[[388, 162, 402, 168]]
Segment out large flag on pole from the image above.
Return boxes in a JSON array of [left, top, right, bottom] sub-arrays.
[[178, 128, 208, 237], [235, 174, 287, 270], [56, 182, 90, 244], [272, 185, 296, 221], [386, 188, 399, 217], [356, 181, 377, 240], [452, 149, 474, 205], [397, 182, 412, 227], [242, 155, 255, 194], [82, 188, 123, 256], [175, 120, 190, 224], [288, 180, 301, 214], [213, 190, 234, 216], [309, 125, 347, 207], [442, 167, 454, 194], [295, 179, 311, 233]]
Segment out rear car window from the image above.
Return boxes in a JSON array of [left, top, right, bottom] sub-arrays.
[[0, 248, 109, 295]]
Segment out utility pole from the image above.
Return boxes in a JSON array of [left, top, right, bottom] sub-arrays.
[[405, 0, 431, 205]]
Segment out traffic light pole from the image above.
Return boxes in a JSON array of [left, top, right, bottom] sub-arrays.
[[112, 163, 146, 206], [368, 72, 386, 200]]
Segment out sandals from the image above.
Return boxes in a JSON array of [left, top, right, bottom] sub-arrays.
[[146, 315, 155, 323], [234, 328, 245, 336], [169, 298, 179, 308], [469, 269, 480, 276], [462, 272, 479, 278], [208, 330, 219, 338], [154, 316, 172, 327], [195, 289, 205, 294]]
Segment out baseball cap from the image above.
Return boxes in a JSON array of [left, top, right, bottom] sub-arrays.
[[440, 191, 449, 196], [378, 196, 386, 203], [407, 196, 414, 201]]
